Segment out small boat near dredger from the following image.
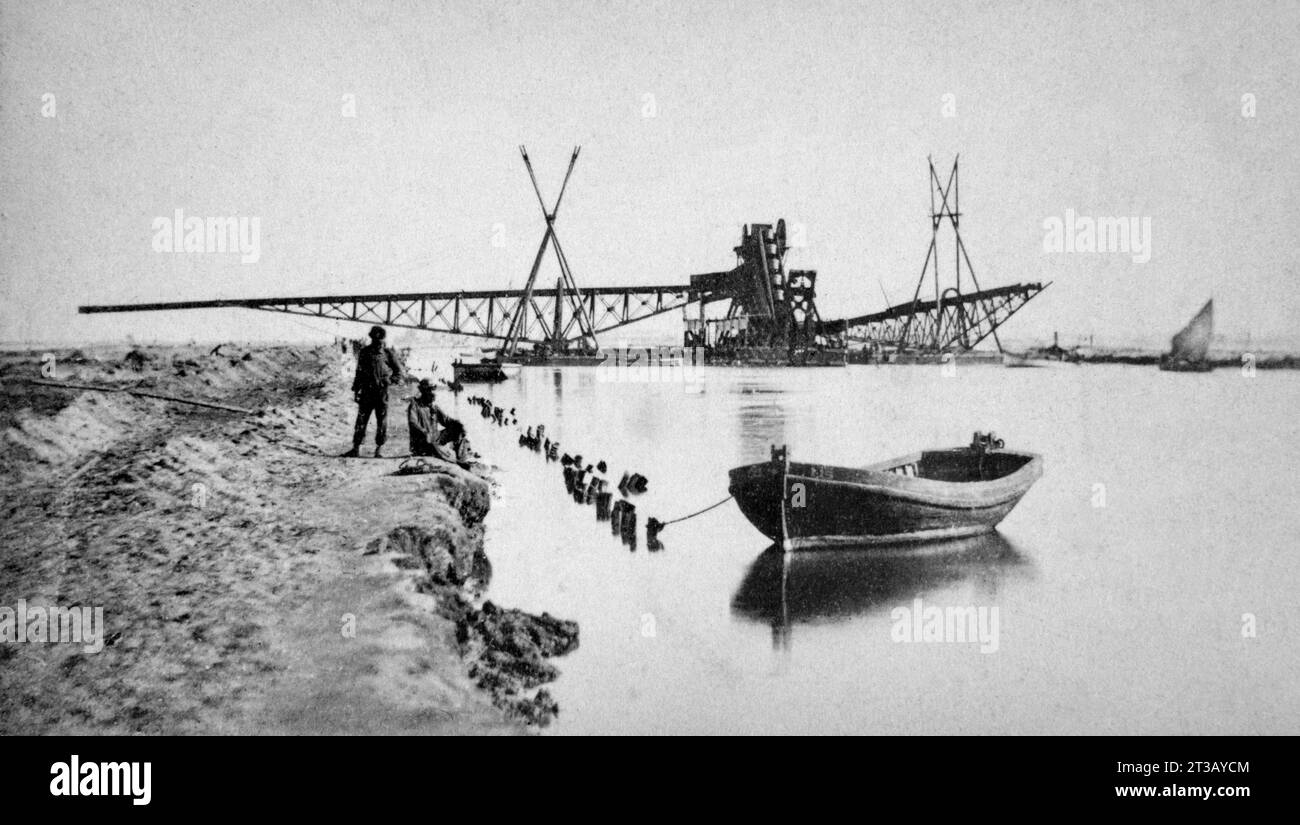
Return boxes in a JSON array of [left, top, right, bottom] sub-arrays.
[[452, 358, 510, 383], [728, 432, 1042, 551]]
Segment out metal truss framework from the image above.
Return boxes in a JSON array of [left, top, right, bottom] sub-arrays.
[[78, 154, 1046, 356], [80, 285, 701, 345], [820, 282, 1047, 352], [819, 157, 1048, 353]]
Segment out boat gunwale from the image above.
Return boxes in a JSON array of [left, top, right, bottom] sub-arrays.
[[729, 449, 1043, 509]]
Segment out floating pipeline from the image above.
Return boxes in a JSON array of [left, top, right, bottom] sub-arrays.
[[646, 517, 664, 550], [518, 426, 546, 452], [610, 500, 624, 535], [492, 403, 726, 555], [467, 396, 515, 428], [605, 499, 638, 549], [618, 471, 649, 496], [620, 502, 637, 547], [640, 494, 734, 553], [501, 412, 654, 548]]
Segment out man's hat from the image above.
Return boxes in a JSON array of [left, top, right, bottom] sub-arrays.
[[417, 378, 434, 392], [368, 325, 386, 340]]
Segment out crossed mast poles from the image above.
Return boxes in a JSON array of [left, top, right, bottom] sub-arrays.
[[897, 155, 1004, 353], [500, 145, 601, 357]]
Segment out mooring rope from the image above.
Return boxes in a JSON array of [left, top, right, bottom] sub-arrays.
[[654, 494, 734, 529]]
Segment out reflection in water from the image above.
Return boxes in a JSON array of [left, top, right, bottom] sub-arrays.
[[731, 532, 1033, 649], [735, 401, 788, 464], [418, 345, 1297, 734]]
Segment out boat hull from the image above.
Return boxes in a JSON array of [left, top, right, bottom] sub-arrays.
[[729, 448, 1042, 551], [500, 352, 608, 367], [453, 362, 509, 383]]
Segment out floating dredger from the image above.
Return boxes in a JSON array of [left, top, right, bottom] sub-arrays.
[[79, 152, 1046, 367]]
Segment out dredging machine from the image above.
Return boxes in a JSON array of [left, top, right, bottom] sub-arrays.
[[78, 152, 1044, 367], [685, 219, 845, 366]]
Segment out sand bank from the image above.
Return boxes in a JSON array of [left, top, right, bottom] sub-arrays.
[[0, 343, 575, 734]]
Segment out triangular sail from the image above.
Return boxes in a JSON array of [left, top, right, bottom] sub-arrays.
[[1169, 299, 1213, 362]]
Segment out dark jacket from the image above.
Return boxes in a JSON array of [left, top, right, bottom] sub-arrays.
[[407, 397, 449, 451], [352, 343, 402, 394]]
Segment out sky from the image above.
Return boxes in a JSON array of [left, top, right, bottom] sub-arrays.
[[1, 0, 1298, 346]]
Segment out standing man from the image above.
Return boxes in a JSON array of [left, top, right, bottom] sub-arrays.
[[343, 325, 403, 457]]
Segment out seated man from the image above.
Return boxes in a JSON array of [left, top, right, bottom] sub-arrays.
[[407, 378, 453, 458]]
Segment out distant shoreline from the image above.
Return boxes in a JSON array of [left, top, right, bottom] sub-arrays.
[[1063, 348, 1300, 369], [5, 339, 1298, 371]]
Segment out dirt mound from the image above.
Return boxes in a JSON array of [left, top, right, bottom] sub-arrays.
[[1, 341, 559, 734], [454, 601, 579, 726], [377, 518, 579, 728], [368, 524, 491, 591], [2, 390, 142, 467]]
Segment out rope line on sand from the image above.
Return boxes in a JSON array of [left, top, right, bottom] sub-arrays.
[[655, 495, 734, 528], [27, 378, 253, 414]]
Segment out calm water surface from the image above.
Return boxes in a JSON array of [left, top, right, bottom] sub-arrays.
[[417, 351, 1300, 734]]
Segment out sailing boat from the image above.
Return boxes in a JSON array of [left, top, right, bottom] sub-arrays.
[[1002, 331, 1078, 368], [1158, 299, 1214, 372]]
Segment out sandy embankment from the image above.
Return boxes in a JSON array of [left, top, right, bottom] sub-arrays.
[[0, 343, 576, 734]]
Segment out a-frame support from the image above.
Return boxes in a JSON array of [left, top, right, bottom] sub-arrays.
[[899, 156, 1007, 353], [500, 145, 600, 357]]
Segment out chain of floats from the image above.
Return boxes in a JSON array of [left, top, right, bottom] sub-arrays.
[[464, 395, 672, 550]]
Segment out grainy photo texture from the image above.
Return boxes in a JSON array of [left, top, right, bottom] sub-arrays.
[[1, 0, 1296, 741]]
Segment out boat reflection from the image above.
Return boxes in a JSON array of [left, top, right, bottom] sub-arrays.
[[730, 532, 1033, 649]]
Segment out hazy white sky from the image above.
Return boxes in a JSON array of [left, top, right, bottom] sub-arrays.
[[2, 0, 1297, 345]]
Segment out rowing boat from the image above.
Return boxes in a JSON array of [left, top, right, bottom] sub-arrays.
[[728, 433, 1042, 551]]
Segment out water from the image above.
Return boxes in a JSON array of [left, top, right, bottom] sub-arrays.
[[417, 350, 1300, 734]]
